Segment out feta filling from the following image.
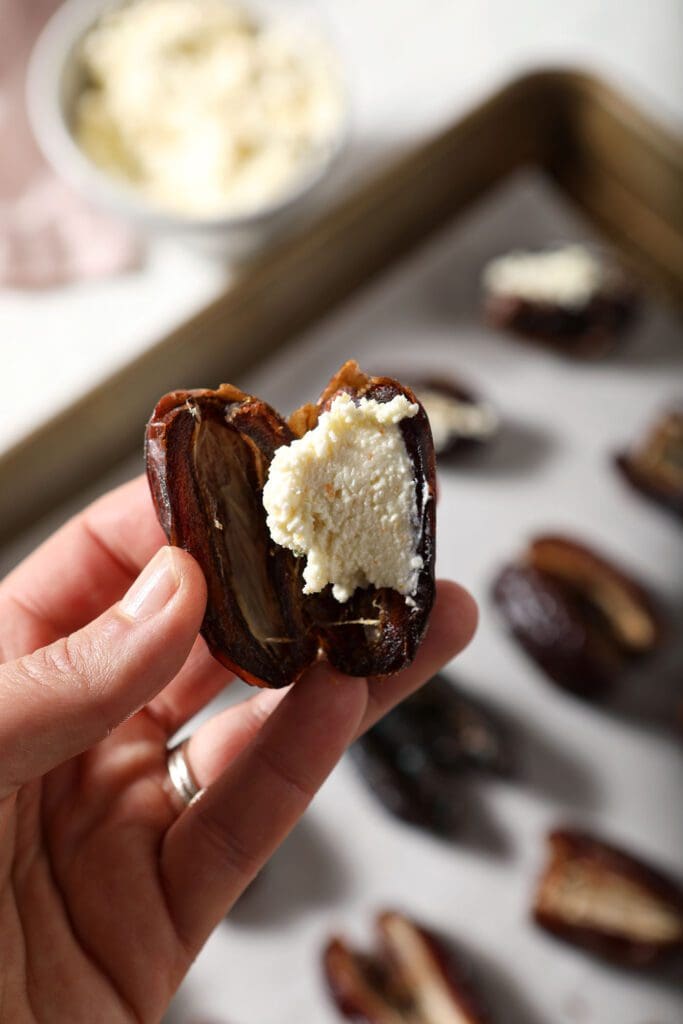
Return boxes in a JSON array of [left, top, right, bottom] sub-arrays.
[[73, 0, 345, 217], [262, 392, 422, 603], [483, 245, 607, 309]]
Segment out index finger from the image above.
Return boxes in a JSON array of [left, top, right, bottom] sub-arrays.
[[0, 476, 164, 660]]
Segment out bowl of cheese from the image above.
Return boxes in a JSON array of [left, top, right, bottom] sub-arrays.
[[28, 0, 348, 258]]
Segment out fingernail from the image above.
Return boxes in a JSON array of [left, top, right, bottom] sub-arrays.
[[120, 548, 180, 621]]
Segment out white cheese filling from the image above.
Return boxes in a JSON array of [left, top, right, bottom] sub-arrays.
[[483, 244, 608, 309], [262, 392, 422, 603], [73, 0, 345, 217]]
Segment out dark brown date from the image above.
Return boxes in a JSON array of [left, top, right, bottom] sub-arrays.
[[616, 409, 683, 521], [350, 724, 462, 838], [485, 291, 638, 357], [493, 535, 664, 697], [145, 361, 436, 688], [483, 247, 638, 358], [350, 675, 509, 836], [408, 377, 499, 460], [323, 911, 493, 1023], [396, 675, 511, 775], [534, 829, 683, 967]]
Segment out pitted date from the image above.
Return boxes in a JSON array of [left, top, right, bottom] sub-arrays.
[[350, 724, 462, 838], [350, 675, 509, 836], [482, 246, 639, 358], [145, 361, 436, 688], [409, 377, 499, 460], [372, 674, 510, 775], [323, 911, 493, 1023], [534, 829, 683, 966], [616, 409, 683, 521], [485, 291, 638, 357], [493, 535, 664, 697]]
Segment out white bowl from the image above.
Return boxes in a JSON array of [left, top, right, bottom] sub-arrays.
[[27, 0, 348, 260]]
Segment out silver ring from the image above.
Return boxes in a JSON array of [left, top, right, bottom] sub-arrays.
[[166, 741, 201, 807]]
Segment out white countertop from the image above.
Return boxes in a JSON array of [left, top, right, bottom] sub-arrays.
[[2, 0, 682, 455]]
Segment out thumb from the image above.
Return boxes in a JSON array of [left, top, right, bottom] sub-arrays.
[[0, 547, 206, 798]]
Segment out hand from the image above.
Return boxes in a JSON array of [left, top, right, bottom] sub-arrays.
[[0, 476, 477, 1023]]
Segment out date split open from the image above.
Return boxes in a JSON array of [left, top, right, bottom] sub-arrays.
[[493, 535, 665, 697], [323, 911, 493, 1024], [146, 362, 436, 687], [534, 828, 683, 967]]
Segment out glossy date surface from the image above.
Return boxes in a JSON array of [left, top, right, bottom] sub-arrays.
[[145, 361, 436, 687]]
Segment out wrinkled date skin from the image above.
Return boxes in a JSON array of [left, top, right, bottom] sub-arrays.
[[350, 674, 509, 837], [493, 535, 664, 697], [534, 829, 683, 967], [323, 911, 493, 1024], [485, 282, 639, 359], [350, 725, 461, 838], [616, 409, 683, 522], [145, 361, 436, 688], [392, 674, 511, 775]]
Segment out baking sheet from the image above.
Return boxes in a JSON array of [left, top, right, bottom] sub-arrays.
[[4, 69, 681, 550], [3, 169, 683, 1023]]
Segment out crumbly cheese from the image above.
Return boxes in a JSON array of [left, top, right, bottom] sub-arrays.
[[73, 0, 344, 217], [262, 392, 422, 603], [483, 244, 608, 309], [418, 388, 498, 452]]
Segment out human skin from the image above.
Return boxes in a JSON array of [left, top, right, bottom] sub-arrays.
[[0, 476, 477, 1023]]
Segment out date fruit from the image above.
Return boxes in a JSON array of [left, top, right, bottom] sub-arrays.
[[534, 828, 683, 966], [482, 245, 638, 358], [350, 723, 461, 838], [493, 535, 663, 696], [145, 361, 436, 688], [394, 675, 511, 776], [350, 675, 509, 837], [323, 910, 492, 1023], [409, 377, 499, 460], [616, 409, 683, 521]]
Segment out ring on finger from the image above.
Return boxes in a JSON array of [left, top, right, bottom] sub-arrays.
[[166, 740, 201, 808]]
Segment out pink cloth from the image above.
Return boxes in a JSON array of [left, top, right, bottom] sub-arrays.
[[0, 0, 140, 288]]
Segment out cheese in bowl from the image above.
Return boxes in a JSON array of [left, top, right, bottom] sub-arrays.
[[71, 0, 346, 219]]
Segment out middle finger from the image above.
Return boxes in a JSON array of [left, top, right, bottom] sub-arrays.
[[180, 579, 476, 792], [145, 634, 236, 736]]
